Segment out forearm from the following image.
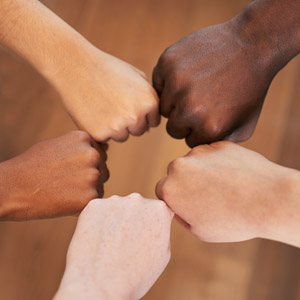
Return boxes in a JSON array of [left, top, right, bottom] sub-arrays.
[[0, 0, 94, 85], [261, 168, 300, 248], [230, 0, 300, 75]]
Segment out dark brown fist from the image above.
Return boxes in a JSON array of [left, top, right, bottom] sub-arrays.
[[153, 22, 276, 147]]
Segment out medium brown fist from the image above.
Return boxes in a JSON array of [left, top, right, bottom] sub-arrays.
[[0, 131, 109, 221]]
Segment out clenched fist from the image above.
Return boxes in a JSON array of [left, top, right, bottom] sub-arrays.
[[54, 49, 160, 142], [152, 0, 300, 147], [0, 0, 160, 143], [153, 22, 273, 147], [156, 142, 300, 247], [0, 131, 109, 221], [54, 194, 173, 300]]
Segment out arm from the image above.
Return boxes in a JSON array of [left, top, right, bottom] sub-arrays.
[[153, 0, 300, 147], [0, 0, 160, 142], [0, 131, 109, 221], [54, 194, 173, 300], [156, 142, 300, 248], [0, 0, 88, 81]]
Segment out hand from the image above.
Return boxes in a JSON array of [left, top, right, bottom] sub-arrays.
[[156, 142, 300, 246], [0, 0, 160, 143], [53, 49, 160, 142], [152, 21, 276, 148], [0, 131, 109, 221], [55, 194, 173, 300]]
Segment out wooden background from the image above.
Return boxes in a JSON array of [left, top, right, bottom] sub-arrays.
[[0, 0, 300, 299]]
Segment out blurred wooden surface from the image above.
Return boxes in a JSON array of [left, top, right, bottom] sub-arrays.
[[0, 0, 300, 299]]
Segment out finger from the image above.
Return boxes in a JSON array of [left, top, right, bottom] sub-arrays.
[[166, 105, 191, 139], [91, 141, 108, 162], [96, 163, 109, 197], [159, 83, 176, 118], [98, 161, 110, 183], [97, 183, 104, 198], [146, 109, 161, 128], [185, 118, 231, 148], [102, 143, 109, 152], [175, 214, 191, 230], [110, 127, 130, 142], [185, 130, 214, 148], [155, 177, 168, 200], [152, 64, 165, 96], [146, 93, 161, 127], [128, 114, 149, 136]]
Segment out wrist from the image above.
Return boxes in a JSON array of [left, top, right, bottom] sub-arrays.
[[228, 0, 300, 76], [55, 280, 132, 300], [54, 284, 107, 300], [259, 167, 300, 247]]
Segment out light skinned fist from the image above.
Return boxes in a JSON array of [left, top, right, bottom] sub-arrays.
[[156, 142, 300, 247], [54, 194, 173, 300], [0, 131, 109, 221], [55, 49, 160, 142]]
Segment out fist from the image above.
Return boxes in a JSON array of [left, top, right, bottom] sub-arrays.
[[153, 22, 275, 147], [156, 142, 288, 243], [56, 49, 160, 142], [0, 131, 109, 220], [56, 194, 173, 300]]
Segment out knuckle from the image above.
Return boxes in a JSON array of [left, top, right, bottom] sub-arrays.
[[110, 120, 125, 133], [128, 193, 142, 200], [168, 157, 185, 173], [100, 166, 110, 183], [189, 145, 206, 155], [156, 179, 172, 202], [126, 113, 138, 125], [86, 148, 101, 164], [87, 168, 100, 183], [153, 199, 168, 211], [203, 118, 225, 140], [107, 195, 121, 201], [171, 71, 184, 86], [211, 141, 231, 148], [85, 198, 100, 211], [160, 47, 176, 65], [89, 130, 106, 142], [73, 130, 90, 141], [178, 95, 197, 119]]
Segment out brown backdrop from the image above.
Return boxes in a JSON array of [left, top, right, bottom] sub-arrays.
[[0, 0, 300, 299]]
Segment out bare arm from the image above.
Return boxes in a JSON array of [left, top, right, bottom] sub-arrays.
[[0, 0, 160, 142]]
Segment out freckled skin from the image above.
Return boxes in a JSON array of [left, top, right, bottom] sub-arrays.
[[54, 194, 174, 300], [153, 0, 300, 148], [156, 142, 300, 248], [0, 131, 109, 221]]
